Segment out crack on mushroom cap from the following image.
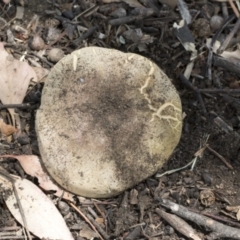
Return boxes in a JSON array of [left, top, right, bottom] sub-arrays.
[[36, 47, 182, 198]]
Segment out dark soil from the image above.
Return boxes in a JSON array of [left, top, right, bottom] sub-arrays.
[[1, 0, 240, 239]]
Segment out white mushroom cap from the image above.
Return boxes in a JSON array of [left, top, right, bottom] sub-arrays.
[[36, 47, 182, 198]]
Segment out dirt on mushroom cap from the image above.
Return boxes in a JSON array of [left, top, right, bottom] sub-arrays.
[[35, 47, 182, 198]]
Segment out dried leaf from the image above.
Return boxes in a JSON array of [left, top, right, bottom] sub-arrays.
[[0, 42, 37, 104], [0, 42, 37, 124], [95, 217, 104, 225], [0, 119, 16, 136], [32, 67, 50, 83], [0, 155, 74, 201], [80, 224, 99, 239], [0, 175, 74, 240]]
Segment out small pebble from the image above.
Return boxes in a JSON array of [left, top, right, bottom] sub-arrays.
[[29, 35, 45, 51], [202, 171, 213, 185], [47, 48, 65, 63], [165, 225, 175, 235], [17, 133, 30, 145], [58, 201, 70, 216], [210, 15, 224, 32], [231, 116, 239, 128], [188, 188, 199, 199], [62, 10, 74, 20], [31, 140, 40, 154], [21, 144, 32, 154]]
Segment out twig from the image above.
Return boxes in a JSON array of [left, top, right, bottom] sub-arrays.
[[93, 202, 106, 218], [12, 49, 53, 67], [156, 208, 201, 240], [80, 200, 117, 205], [72, 5, 97, 21], [86, 214, 110, 239], [0, 227, 21, 231], [228, 0, 240, 17], [206, 15, 235, 81], [155, 157, 197, 178], [159, 198, 240, 239], [179, 74, 207, 115], [156, 137, 209, 178], [73, 26, 99, 47], [213, 55, 240, 76], [28, 52, 53, 67], [114, 192, 129, 236], [0, 103, 32, 109], [206, 145, 233, 170], [125, 226, 142, 240], [84, 6, 100, 18], [189, 208, 240, 228], [199, 88, 240, 93], [108, 11, 154, 26], [3, 43, 27, 51], [222, 2, 229, 19], [69, 202, 104, 240], [0, 17, 16, 31], [213, 115, 233, 133], [88, 206, 98, 218], [218, 17, 240, 54], [0, 236, 27, 239]]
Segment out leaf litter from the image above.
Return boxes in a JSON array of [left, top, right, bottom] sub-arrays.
[[0, 174, 74, 240], [0, 42, 37, 125]]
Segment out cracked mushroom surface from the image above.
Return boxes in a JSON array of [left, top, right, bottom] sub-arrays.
[[36, 47, 182, 198]]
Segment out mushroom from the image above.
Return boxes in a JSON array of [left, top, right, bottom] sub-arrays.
[[36, 47, 182, 198]]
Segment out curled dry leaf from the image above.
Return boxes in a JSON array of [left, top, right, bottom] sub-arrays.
[[0, 155, 74, 201], [0, 175, 74, 240], [0, 119, 16, 136], [200, 189, 215, 206], [0, 42, 37, 124]]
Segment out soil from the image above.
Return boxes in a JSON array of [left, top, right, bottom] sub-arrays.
[[1, 0, 240, 239]]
